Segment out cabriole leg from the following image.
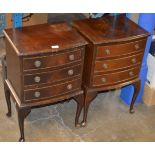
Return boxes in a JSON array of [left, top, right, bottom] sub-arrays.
[[81, 90, 97, 127], [17, 107, 31, 142], [74, 94, 84, 128], [4, 83, 11, 117], [129, 80, 141, 113]]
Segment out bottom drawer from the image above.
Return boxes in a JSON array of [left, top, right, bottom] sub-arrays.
[[24, 78, 81, 102], [92, 67, 140, 87]]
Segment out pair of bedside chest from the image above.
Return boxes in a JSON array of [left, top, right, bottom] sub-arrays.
[[2, 15, 149, 141]]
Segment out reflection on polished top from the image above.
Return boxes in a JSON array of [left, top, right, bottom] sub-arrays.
[[4, 23, 87, 55], [72, 15, 149, 44]]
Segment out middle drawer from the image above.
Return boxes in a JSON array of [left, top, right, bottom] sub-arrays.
[[23, 64, 82, 86], [94, 52, 143, 73]]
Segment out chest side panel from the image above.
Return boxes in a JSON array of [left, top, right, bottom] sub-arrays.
[[5, 38, 22, 100]]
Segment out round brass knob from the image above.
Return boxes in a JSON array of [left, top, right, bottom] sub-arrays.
[[69, 54, 75, 61], [131, 58, 136, 64], [67, 84, 72, 90], [102, 64, 108, 69], [129, 71, 134, 77], [34, 76, 41, 83], [134, 44, 139, 50], [34, 91, 40, 98], [105, 49, 110, 55], [68, 69, 74, 76], [34, 60, 41, 68], [101, 77, 106, 83]]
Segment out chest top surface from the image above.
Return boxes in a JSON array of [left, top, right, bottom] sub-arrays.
[[4, 22, 87, 56], [72, 15, 149, 44]]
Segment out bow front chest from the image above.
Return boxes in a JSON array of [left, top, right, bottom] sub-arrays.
[[72, 15, 149, 127], [3, 23, 87, 141]]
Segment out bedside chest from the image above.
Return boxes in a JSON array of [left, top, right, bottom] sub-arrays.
[[3, 23, 87, 141], [72, 15, 149, 127]]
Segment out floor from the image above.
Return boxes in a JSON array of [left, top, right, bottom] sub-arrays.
[[0, 37, 155, 142]]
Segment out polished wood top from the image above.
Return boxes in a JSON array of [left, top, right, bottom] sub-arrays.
[[72, 15, 149, 44], [4, 23, 87, 56]]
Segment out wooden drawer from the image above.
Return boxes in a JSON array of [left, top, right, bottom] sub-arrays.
[[23, 64, 82, 86], [24, 78, 81, 102], [96, 39, 146, 59], [92, 67, 140, 87], [94, 53, 143, 73], [23, 48, 83, 71]]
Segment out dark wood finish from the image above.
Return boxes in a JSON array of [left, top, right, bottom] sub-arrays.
[[72, 14, 149, 127], [3, 22, 87, 141]]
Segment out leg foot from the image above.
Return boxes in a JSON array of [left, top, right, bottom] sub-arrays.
[[19, 137, 25, 142], [129, 80, 141, 114], [81, 121, 87, 127], [17, 107, 31, 142]]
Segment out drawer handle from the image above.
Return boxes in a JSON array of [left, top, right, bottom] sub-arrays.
[[67, 84, 72, 90], [69, 54, 75, 61], [34, 76, 41, 83], [105, 49, 110, 55], [34, 91, 41, 98], [34, 60, 42, 68], [131, 58, 136, 64], [134, 44, 140, 50], [129, 71, 134, 77], [68, 69, 74, 76], [102, 64, 108, 69], [101, 77, 106, 83]]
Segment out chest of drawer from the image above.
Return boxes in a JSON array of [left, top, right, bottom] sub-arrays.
[[24, 78, 81, 102], [23, 64, 82, 86], [92, 66, 140, 87], [96, 39, 146, 59], [94, 52, 143, 73], [23, 48, 83, 71]]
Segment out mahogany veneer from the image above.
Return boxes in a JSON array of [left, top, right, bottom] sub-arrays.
[[3, 23, 87, 141], [72, 15, 149, 127]]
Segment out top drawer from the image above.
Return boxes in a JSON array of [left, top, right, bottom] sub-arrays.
[[23, 48, 83, 71], [96, 39, 146, 59]]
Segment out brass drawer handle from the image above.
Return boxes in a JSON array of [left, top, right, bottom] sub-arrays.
[[69, 54, 75, 61], [67, 84, 72, 90], [34, 91, 41, 98], [34, 76, 41, 83], [34, 60, 42, 68], [102, 64, 108, 69], [101, 77, 106, 83], [131, 58, 136, 64], [134, 44, 140, 50], [105, 49, 110, 55], [129, 71, 134, 77], [68, 69, 74, 76]]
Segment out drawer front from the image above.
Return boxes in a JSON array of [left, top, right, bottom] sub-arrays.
[[94, 53, 143, 73], [24, 64, 82, 86], [24, 78, 81, 101], [92, 67, 140, 87], [96, 39, 146, 59], [23, 48, 83, 71]]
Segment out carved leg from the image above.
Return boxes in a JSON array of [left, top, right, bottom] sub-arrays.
[[17, 107, 31, 142], [74, 94, 84, 128], [81, 90, 97, 127], [4, 83, 11, 117], [129, 80, 141, 114]]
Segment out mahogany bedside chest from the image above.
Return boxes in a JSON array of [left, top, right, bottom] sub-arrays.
[[3, 23, 87, 141], [72, 15, 149, 127]]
